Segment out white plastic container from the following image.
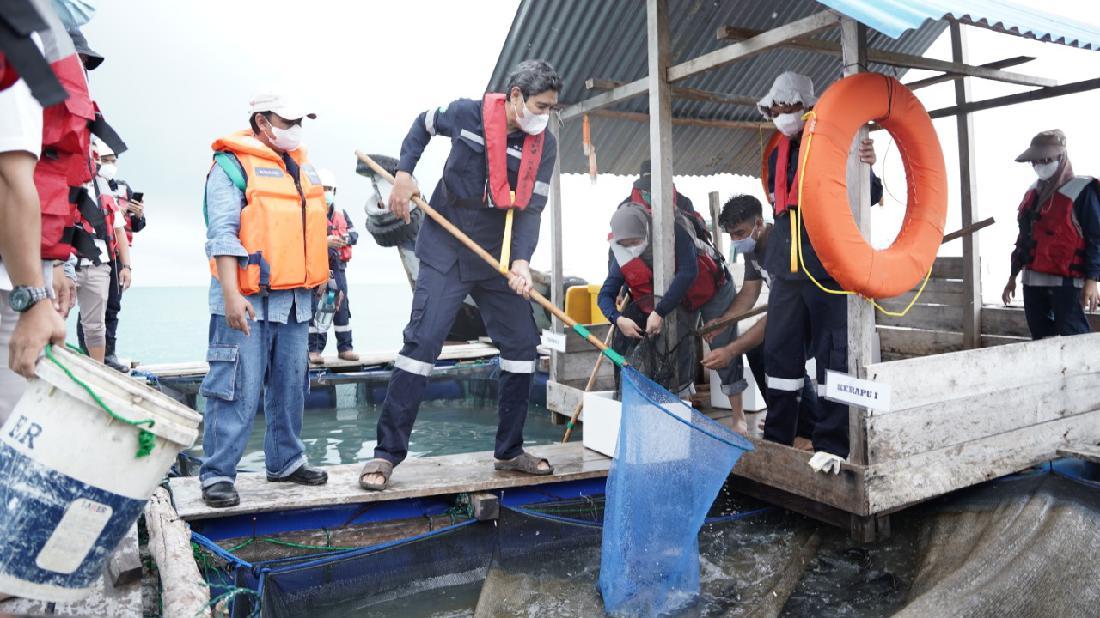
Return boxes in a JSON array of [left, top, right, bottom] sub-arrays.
[[582, 391, 620, 457], [582, 390, 693, 462], [0, 346, 201, 602]]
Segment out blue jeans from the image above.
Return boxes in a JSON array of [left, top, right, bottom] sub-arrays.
[[697, 278, 748, 396], [198, 311, 310, 488]]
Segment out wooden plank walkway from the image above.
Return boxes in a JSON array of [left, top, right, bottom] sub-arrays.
[[139, 342, 501, 379], [169, 443, 610, 520]]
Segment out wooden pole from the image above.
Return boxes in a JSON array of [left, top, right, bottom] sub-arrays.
[[355, 152, 618, 358], [693, 304, 768, 337], [144, 488, 210, 618], [548, 114, 565, 336], [646, 0, 678, 350], [952, 20, 983, 349], [709, 191, 725, 260]]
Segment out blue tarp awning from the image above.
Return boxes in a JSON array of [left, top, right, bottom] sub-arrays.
[[818, 0, 1100, 49]]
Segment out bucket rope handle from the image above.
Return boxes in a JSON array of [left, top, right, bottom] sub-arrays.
[[45, 344, 156, 458], [791, 110, 933, 318]]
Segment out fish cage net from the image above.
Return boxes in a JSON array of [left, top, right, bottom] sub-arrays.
[[611, 297, 699, 396]]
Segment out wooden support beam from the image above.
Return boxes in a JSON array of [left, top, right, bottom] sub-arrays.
[[709, 191, 724, 261], [905, 56, 1035, 90], [548, 115, 565, 338], [586, 77, 758, 107], [588, 108, 772, 131], [671, 10, 841, 82], [842, 18, 875, 472], [928, 76, 1100, 118], [952, 21, 983, 349], [647, 0, 676, 297], [717, 25, 1056, 88], [560, 79, 648, 121], [144, 488, 211, 617]]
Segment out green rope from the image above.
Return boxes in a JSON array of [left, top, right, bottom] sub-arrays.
[[44, 344, 155, 457], [571, 323, 592, 339], [228, 536, 357, 553], [65, 342, 86, 355]]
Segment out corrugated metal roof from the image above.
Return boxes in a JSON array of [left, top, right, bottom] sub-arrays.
[[487, 0, 947, 177], [817, 0, 1100, 48]]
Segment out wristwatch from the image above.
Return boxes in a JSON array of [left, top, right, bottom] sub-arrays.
[[9, 286, 51, 313]]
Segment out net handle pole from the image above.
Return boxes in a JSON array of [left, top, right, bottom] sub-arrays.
[[561, 293, 627, 444], [355, 151, 613, 356]]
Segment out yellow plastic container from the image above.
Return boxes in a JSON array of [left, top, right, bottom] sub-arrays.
[[565, 284, 609, 325]]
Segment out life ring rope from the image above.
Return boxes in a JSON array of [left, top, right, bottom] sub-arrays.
[[791, 109, 934, 318]]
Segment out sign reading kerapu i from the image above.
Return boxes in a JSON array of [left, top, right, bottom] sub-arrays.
[[824, 370, 891, 412], [540, 330, 566, 353]]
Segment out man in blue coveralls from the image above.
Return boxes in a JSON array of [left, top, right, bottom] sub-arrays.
[[757, 72, 881, 459], [359, 60, 561, 490]]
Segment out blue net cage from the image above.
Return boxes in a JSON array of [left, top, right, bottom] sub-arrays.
[[600, 366, 754, 616]]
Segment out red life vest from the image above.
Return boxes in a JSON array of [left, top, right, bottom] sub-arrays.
[[0, 53, 19, 92], [481, 93, 543, 210], [95, 177, 119, 256], [772, 134, 800, 216], [1018, 176, 1097, 278], [35, 23, 95, 261], [611, 202, 724, 313], [329, 209, 352, 262]]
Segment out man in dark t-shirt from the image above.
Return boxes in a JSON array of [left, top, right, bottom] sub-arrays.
[[702, 194, 818, 447]]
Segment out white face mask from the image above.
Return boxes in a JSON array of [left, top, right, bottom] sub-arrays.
[[98, 162, 117, 181], [730, 221, 760, 255], [772, 112, 804, 137], [513, 97, 549, 135], [1033, 160, 1059, 181], [324, 190, 335, 205], [269, 123, 302, 151]]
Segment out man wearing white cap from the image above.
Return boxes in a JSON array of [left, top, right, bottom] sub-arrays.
[[198, 91, 329, 508], [755, 71, 880, 460]]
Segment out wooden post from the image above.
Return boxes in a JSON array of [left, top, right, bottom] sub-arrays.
[[647, 0, 676, 296], [144, 488, 211, 618], [840, 17, 882, 539], [548, 115, 565, 335], [951, 20, 982, 348], [709, 191, 725, 260]]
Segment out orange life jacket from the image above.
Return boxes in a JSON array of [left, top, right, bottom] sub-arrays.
[[329, 208, 352, 262], [207, 131, 329, 296], [482, 93, 543, 210]]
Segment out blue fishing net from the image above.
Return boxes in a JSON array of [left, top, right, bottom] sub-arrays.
[[600, 366, 754, 616]]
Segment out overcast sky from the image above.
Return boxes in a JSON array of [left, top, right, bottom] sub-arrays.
[[82, 1, 1100, 304]]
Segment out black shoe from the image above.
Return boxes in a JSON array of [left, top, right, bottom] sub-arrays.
[[104, 354, 128, 373], [202, 482, 240, 508], [267, 465, 328, 486]]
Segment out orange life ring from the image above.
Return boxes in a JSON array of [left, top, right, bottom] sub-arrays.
[[798, 73, 947, 299]]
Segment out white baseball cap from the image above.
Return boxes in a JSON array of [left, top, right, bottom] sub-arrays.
[[248, 91, 317, 121]]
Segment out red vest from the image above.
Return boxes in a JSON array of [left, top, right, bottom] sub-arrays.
[[773, 134, 800, 216], [0, 53, 19, 92], [329, 209, 352, 262], [481, 93, 543, 210], [612, 202, 723, 313], [36, 32, 95, 261], [1019, 177, 1096, 278]]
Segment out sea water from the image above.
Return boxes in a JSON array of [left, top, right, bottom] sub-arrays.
[[63, 283, 567, 466]]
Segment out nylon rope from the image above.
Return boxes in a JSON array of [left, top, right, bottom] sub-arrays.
[[44, 344, 156, 457], [789, 110, 933, 318]]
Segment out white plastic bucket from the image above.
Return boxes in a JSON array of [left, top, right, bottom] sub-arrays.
[[0, 346, 200, 602]]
